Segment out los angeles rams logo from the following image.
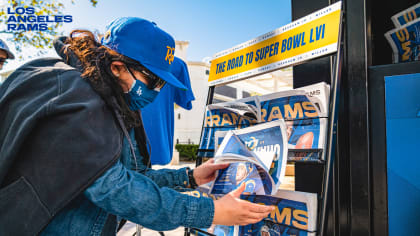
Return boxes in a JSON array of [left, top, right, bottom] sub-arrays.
[[165, 46, 175, 65]]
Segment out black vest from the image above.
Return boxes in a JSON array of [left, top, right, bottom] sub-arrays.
[[0, 58, 129, 235]]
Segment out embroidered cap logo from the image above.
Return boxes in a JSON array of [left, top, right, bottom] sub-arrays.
[[165, 46, 175, 64]]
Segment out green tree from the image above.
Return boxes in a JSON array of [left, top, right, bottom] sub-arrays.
[[0, 0, 98, 59]]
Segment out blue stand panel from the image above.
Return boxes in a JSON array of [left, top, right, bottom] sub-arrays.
[[385, 73, 420, 236]]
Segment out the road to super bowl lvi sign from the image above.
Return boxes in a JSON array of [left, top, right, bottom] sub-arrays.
[[208, 1, 342, 86]]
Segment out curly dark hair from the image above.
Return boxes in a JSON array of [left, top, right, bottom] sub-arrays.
[[63, 29, 143, 129]]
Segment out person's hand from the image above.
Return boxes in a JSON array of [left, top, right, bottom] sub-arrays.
[[212, 183, 275, 226], [193, 159, 229, 186]]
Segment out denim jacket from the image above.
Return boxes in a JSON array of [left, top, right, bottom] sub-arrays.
[[40, 129, 214, 235]]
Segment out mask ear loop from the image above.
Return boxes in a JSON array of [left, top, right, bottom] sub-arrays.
[[97, 57, 139, 172], [124, 64, 140, 88]]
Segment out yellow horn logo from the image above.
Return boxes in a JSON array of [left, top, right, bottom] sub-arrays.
[[165, 46, 175, 65]]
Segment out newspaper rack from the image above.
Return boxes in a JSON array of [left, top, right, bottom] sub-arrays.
[[187, 2, 344, 235]]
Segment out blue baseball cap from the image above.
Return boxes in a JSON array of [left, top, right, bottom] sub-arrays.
[[101, 17, 187, 90], [0, 39, 15, 59]]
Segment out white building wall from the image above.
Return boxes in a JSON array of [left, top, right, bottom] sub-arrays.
[[174, 41, 189, 62], [173, 40, 210, 145], [173, 61, 209, 144]]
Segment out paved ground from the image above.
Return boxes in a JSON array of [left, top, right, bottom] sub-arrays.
[[117, 161, 295, 236]]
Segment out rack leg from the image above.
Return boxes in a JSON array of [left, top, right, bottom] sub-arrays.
[[135, 225, 142, 236]]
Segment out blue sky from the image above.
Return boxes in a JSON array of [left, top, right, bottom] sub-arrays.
[[3, 0, 291, 69]]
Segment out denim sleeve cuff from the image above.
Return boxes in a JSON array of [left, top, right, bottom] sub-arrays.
[[184, 195, 214, 229], [175, 167, 189, 188]]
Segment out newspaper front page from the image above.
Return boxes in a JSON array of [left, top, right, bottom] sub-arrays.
[[236, 190, 317, 236], [385, 3, 420, 64], [391, 3, 420, 27], [198, 97, 260, 158], [213, 120, 288, 192], [385, 17, 420, 63]]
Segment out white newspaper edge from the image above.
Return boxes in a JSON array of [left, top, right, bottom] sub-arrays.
[[384, 30, 400, 63], [297, 82, 331, 116], [319, 118, 327, 160], [391, 2, 420, 28], [211, 96, 262, 122], [384, 17, 420, 63], [206, 102, 259, 120]]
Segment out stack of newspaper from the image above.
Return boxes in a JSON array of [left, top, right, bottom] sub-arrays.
[[198, 82, 329, 162], [385, 3, 420, 63], [190, 101, 325, 236], [257, 82, 328, 162], [192, 82, 330, 235], [189, 119, 318, 235]]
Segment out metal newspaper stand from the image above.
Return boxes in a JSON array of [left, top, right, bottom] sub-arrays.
[[186, 2, 343, 236]]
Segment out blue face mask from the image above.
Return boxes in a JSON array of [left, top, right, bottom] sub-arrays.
[[125, 79, 159, 111]]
